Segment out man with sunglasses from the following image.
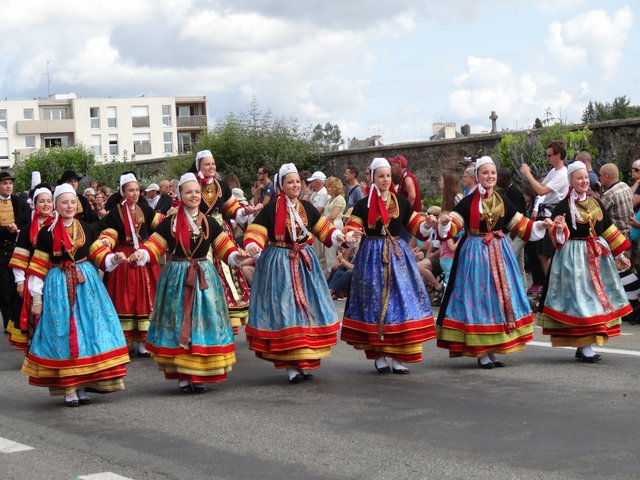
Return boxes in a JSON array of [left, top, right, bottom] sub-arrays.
[[520, 141, 569, 274], [255, 165, 275, 206]]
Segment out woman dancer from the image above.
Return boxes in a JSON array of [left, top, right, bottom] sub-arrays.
[[97, 173, 163, 356], [537, 161, 631, 362], [22, 184, 129, 406], [192, 150, 255, 333], [341, 157, 437, 374], [8, 184, 54, 351], [130, 173, 246, 393], [437, 156, 551, 368], [243, 163, 351, 384]]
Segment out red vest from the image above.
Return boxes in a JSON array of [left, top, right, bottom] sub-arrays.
[[398, 170, 422, 212]]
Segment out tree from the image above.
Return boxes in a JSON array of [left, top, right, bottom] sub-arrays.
[[581, 96, 640, 123], [12, 144, 96, 191], [311, 123, 344, 152], [534, 117, 543, 129], [192, 103, 325, 190]]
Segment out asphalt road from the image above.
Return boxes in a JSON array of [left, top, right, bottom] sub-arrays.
[[2, 303, 640, 480]]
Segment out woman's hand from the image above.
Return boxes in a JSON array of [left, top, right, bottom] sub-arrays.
[[31, 303, 42, 317], [553, 214, 566, 229], [439, 213, 451, 225], [344, 231, 362, 243], [128, 250, 144, 263], [245, 243, 262, 256], [16, 283, 24, 298]]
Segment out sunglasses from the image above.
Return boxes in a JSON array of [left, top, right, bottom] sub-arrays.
[[633, 168, 640, 173]]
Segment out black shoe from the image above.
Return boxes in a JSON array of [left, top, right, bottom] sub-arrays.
[[192, 384, 207, 394], [289, 373, 305, 384], [492, 361, 506, 368], [576, 352, 602, 363], [65, 399, 79, 407], [179, 384, 193, 394], [136, 351, 151, 358], [375, 360, 391, 374], [302, 373, 314, 381], [477, 359, 495, 369], [392, 367, 410, 375], [78, 398, 92, 405]]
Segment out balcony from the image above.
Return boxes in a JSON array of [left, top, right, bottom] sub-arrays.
[[177, 115, 207, 129], [16, 119, 76, 135]]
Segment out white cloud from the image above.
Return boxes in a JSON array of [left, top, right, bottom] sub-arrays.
[[544, 6, 634, 76], [448, 56, 579, 129]]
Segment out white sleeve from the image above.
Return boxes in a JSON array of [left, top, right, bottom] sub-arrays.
[[419, 223, 433, 238], [137, 249, 150, 266], [437, 222, 451, 238], [330, 229, 343, 247], [227, 251, 241, 267], [528, 221, 548, 241], [28, 275, 44, 297], [235, 208, 249, 226], [13, 269, 25, 284], [104, 254, 120, 272]]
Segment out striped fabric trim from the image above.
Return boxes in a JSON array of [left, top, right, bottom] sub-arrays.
[[602, 224, 630, 257], [88, 240, 112, 270], [98, 228, 118, 249], [310, 216, 336, 247], [142, 233, 167, 264], [506, 212, 533, 241], [26, 249, 51, 279], [343, 215, 364, 234], [8, 246, 31, 271], [549, 225, 570, 249], [151, 212, 165, 229], [212, 234, 238, 263], [406, 212, 426, 239], [244, 223, 268, 249], [222, 196, 242, 219], [440, 211, 464, 240]]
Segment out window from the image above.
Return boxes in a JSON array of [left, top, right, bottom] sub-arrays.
[[131, 105, 150, 127], [44, 136, 69, 148], [107, 106, 117, 128], [162, 105, 172, 127], [133, 133, 151, 154], [0, 110, 6, 133], [178, 105, 190, 117], [91, 135, 101, 156], [90, 107, 100, 128], [0, 138, 8, 160], [25, 136, 36, 148], [23, 108, 34, 120], [109, 134, 118, 155], [163, 132, 173, 153], [43, 108, 66, 120], [178, 132, 195, 153]]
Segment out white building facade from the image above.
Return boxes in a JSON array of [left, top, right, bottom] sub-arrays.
[[0, 94, 208, 168]]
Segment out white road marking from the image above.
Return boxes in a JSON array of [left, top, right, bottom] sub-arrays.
[[529, 341, 640, 357], [0, 436, 34, 453], [75, 473, 135, 480]]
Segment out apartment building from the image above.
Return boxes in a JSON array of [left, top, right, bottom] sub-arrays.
[[0, 94, 208, 168]]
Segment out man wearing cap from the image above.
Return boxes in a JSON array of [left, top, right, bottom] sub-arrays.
[[390, 155, 422, 213], [308, 171, 331, 276], [0, 171, 30, 332], [144, 183, 161, 210], [58, 170, 98, 223]]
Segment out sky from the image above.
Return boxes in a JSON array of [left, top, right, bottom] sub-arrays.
[[1, 0, 638, 145]]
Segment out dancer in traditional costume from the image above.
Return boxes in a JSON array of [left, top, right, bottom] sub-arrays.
[[341, 157, 437, 374], [437, 156, 551, 368], [191, 150, 256, 333], [243, 163, 351, 384], [537, 161, 631, 362], [22, 184, 129, 407], [7, 184, 54, 351], [129, 173, 245, 393], [97, 173, 163, 356]]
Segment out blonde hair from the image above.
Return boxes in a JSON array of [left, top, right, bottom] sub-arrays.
[[325, 176, 345, 197]]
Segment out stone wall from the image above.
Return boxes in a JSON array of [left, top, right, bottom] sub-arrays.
[[323, 117, 640, 200]]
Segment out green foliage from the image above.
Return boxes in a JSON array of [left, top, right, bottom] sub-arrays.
[[12, 144, 96, 191], [311, 123, 344, 152], [582, 96, 640, 123], [192, 102, 325, 191], [498, 113, 596, 185]]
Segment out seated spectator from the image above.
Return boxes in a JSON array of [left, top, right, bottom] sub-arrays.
[[328, 245, 357, 299]]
